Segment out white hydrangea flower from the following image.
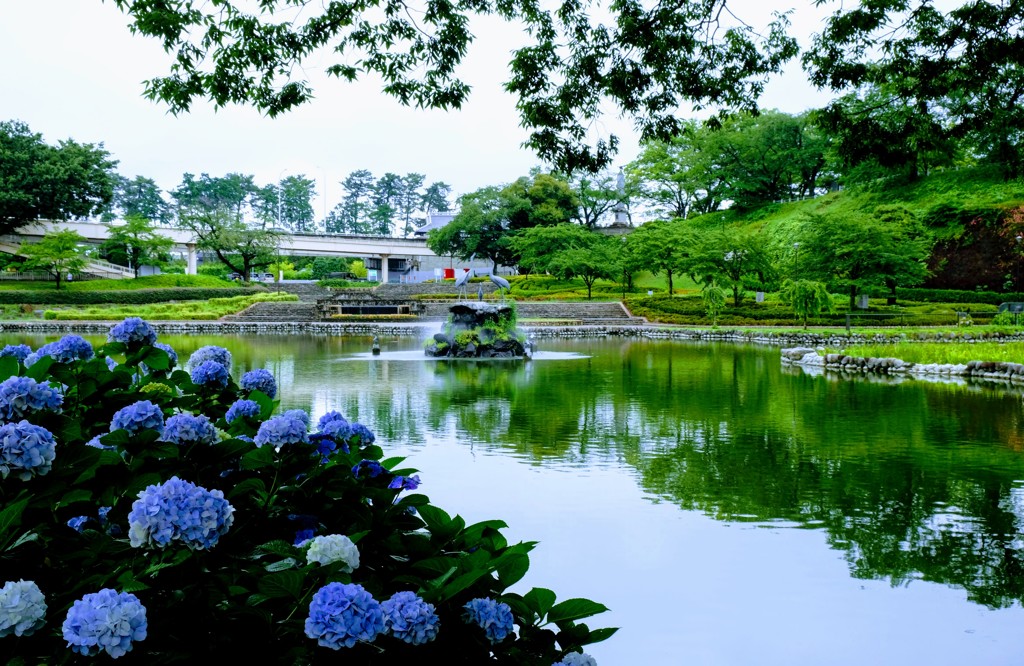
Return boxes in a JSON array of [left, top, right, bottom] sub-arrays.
[[0, 580, 47, 637], [305, 534, 360, 572]]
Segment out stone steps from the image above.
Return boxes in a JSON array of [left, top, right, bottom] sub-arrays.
[[222, 302, 319, 322]]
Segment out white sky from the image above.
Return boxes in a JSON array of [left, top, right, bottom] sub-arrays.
[[1, 0, 836, 217]]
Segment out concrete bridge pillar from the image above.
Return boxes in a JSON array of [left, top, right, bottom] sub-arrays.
[[186, 244, 197, 275], [380, 254, 389, 284]]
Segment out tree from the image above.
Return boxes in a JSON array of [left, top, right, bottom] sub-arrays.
[[814, 85, 954, 182], [624, 220, 694, 296], [779, 280, 834, 329], [628, 120, 721, 220], [104, 175, 172, 225], [512, 224, 620, 299], [101, 215, 174, 277], [18, 229, 89, 289], [172, 172, 280, 280], [267, 175, 318, 233], [688, 229, 776, 305], [327, 170, 376, 234], [421, 182, 452, 215], [181, 210, 281, 281], [502, 173, 578, 231], [803, 0, 1024, 181], [797, 211, 931, 310], [397, 173, 426, 236], [370, 172, 403, 236], [106, 1, 798, 173], [568, 171, 622, 229], [427, 186, 511, 272], [702, 279, 727, 327], [0, 120, 117, 234]]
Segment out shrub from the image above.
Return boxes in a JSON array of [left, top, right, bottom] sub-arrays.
[[0, 321, 614, 662], [0, 287, 261, 306]]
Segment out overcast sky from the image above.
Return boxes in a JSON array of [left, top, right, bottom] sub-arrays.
[[1, 0, 836, 217]]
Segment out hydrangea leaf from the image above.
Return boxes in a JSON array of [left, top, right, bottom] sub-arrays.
[[0, 355, 18, 378], [585, 627, 619, 644], [496, 553, 530, 587], [25, 355, 53, 381], [0, 498, 29, 542], [546, 598, 610, 624], [140, 347, 171, 371], [57, 489, 93, 508], [523, 587, 557, 618], [258, 570, 306, 599]]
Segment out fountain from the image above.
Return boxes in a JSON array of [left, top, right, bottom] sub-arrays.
[[423, 301, 530, 358]]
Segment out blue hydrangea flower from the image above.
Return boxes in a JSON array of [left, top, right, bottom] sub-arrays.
[[254, 414, 309, 450], [0, 579, 47, 638], [111, 400, 164, 436], [0, 420, 57, 480], [62, 588, 147, 658], [381, 591, 440, 645], [0, 376, 63, 421], [352, 459, 384, 479], [241, 368, 277, 398], [154, 342, 178, 369], [32, 335, 94, 364], [317, 410, 348, 429], [225, 399, 261, 424], [320, 415, 352, 441], [305, 534, 360, 571], [190, 360, 229, 390], [305, 582, 384, 649], [67, 516, 92, 532], [128, 476, 234, 550], [388, 475, 421, 491], [107, 317, 158, 347], [85, 433, 112, 450], [463, 598, 514, 644], [309, 433, 343, 462], [294, 528, 315, 546], [105, 356, 118, 371], [0, 344, 32, 362], [187, 345, 232, 371], [284, 409, 310, 427], [554, 652, 598, 666], [162, 413, 218, 446], [348, 422, 375, 446]]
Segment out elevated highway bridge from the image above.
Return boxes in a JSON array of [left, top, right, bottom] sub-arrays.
[[4, 221, 438, 283]]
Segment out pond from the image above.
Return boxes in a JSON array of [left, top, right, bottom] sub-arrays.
[[7, 330, 1024, 664]]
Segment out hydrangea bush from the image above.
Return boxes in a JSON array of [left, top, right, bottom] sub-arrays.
[[0, 321, 614, 663]]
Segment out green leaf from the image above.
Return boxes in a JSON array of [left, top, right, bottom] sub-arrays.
[[258, 570, 306, 599], [249, 390, 276, 418], [379, 456, 406, 469], [264, 558, 298, 572], [439, 567, 491, 601], [0, 498, 29, 541], [584, 627, 619, 644], [0, 356, 18, 379], [417, 505, 452, 534], [140, 347, 170, 371], [25, 355, 53, 381], [547, 598, 610, 624], [227, 478, 267, 500], [58, 489, 93, 508], [497, 553, 530, 587], [241, 446, 276, 470], [524, 587, 558, 617], [255, 540, 298, 558]]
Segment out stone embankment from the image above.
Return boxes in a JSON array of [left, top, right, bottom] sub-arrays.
[[780, 346, 1024, 384]]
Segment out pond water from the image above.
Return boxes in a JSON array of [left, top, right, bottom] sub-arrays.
[[7, 331, 1024, 664]]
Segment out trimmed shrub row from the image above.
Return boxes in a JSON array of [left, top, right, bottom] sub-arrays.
[[0, 288, 260, 306], [869, 287, 1024, 305]]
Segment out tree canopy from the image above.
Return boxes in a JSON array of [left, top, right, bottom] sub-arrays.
[[0, 120, 118, 235], [18, 229, 89, 289]]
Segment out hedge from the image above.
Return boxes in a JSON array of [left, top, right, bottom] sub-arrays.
[[867, 287, 1024, 305], [0, 288, 259, 306]]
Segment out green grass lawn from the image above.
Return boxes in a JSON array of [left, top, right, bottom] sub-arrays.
[[827, 341, 1024, 365], [0, 274, 248, 291], [42, 292, 297, 320]]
